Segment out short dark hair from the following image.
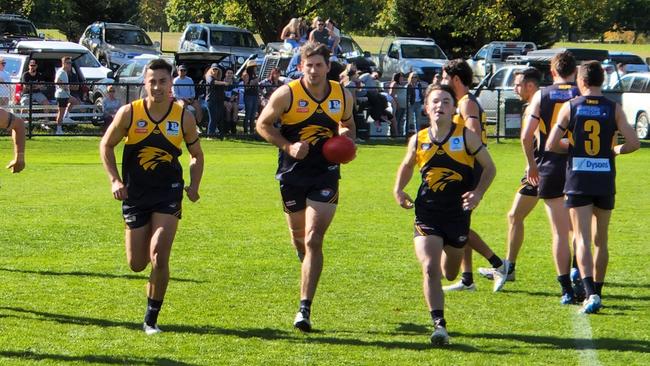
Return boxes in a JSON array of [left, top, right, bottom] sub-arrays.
[[551, 51, 576, 78], [514, 67, 542, 86], [424, 84, 457, 106], [300, 42, 331, 65], [577, 61, 604, 87], [146, 58, 173, 75], [443, 59, 473, 87]]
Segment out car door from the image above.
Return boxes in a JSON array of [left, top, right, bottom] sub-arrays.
[[112, 62, 135, 104]]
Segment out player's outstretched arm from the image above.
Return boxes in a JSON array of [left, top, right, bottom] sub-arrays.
[[1, 109, 26, 173], [613, 103, 640, 155], [182, 109, 203, 202], [256, 85, 309, 159], [546, 102, 571, 153], [99, 104, 131, 201], [339, 85, 356, 140], [393, 135, 417, 209], [463, 130, 496, 211]]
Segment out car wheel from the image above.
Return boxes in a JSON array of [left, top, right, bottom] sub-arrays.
[[636, 112, 649, 139]]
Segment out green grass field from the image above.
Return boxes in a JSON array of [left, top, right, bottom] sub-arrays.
[[0, 138, 648, 365]]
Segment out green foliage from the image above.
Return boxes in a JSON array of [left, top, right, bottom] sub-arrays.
[[137, 0, 169, 31]]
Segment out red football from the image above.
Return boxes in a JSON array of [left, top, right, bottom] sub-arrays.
[[323, 135, 356, 164]]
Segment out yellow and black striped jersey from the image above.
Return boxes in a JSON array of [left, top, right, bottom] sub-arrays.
[[276, 78, 346, 185], [122, 99, 185, 193], [454, 93, 487, 145]]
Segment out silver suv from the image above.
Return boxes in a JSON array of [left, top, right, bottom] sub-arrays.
[[79, 22, 161, 70], [178, 23, 261, 68]]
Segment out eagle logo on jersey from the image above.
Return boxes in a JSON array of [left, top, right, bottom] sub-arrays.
[[138, 146, 172, 170], [299, 125, 333, 144], [425, 168, 462, 192]]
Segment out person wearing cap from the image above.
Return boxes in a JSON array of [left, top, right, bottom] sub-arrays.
[[204, 63, 228, 138], [173, 64, 202, 125], [102, 85, 122, 132], [0, 56, 10, 106]]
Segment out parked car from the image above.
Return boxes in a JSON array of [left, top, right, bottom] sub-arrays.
[[0, 13, 42, 50], [338, 34, 375, 74], [467, 41, 537, 84], [178, 23, 261, 69], [79, 22, 161, 70], [612, 72, 650, 139], [370, 37, 448, 83], [607, 51, 650, 74]]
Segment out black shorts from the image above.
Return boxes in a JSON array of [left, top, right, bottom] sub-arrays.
[[518, 176, 538, 197], [565, 194, 615, 210], [280, 176, 339, 213], [538, 172, 565, 199], [414, 211, 471, 248], [56, 97, 69, 107], [122, 189, 183, 229]]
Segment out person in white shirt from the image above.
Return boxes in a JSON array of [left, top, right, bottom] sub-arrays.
[[54, 56, 79, 135], [172, 65, 202, 123], [0, 56, 11, 106]]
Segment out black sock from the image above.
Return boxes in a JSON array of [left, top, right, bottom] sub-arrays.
[[558, 274, 573, 295], [488, 254, 503, 269], [508, 262, 516, 274], [144, 298, 163, 326], [582, 277, 596, 297], [430, 310, 445, 327], [594, 282, 604, 297], [299, 299, 312, 316], [461, 272, 473, 286]]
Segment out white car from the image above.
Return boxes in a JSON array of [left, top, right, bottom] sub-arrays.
[[613, 72, 650, 139], [12, 41, 112, 83]]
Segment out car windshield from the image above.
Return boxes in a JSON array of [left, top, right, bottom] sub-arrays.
[[401, 44, 445, 59], [611, 54, 645, 65], [105, 29, 153, 46], [209, 30, 258, 48], [339, 38, 363, 55], [74, 52, 102, 67], [0, 20, 38, 37]]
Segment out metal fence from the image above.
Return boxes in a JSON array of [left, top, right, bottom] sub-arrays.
[[0, 80, 628, 142]]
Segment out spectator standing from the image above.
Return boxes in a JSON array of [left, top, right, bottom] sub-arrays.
[[204, 64, 226, 138], [173, 65, 203, 124], [54, 56, 80, 135], [406, 72, 425, 134], [222, 69, 239, 135], [242, 61, 260, 134], [0, 57, 10, 106], [20, 60, 50, 106], [389, 72, 408, 136]]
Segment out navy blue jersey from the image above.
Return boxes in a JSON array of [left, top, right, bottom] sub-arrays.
[[565, 96, 618, 195], [538, 83, 579, 173]]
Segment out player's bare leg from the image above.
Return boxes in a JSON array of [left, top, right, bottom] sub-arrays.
[[544, 197, 573, 303]]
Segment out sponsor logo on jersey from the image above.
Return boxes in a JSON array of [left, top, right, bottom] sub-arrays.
[[572, 157, 611, 172], [425, 167, 463, 192], [449, 137, 464, 151], [436, 149, 446, 155], [576, 105, 609, 118], [549, 89, 576, 101], [421, 143, 432, 151], [299, 125, 333, 144], [166, 121, 180, 136], [297, 99, 309, 113], [328, 100, 341, 113], [316, 108, 324, 113], [135, 119, 148, 133], [138, 146, 173, 170]]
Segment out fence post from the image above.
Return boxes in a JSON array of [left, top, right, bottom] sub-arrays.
[[28, 82, 33, 139], [495, 89, 501, 143]]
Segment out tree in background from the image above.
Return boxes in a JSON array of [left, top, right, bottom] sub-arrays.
[[0, 0, 34, 15], [138, 0, 169, 32]]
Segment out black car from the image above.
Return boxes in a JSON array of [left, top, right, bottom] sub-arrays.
[[0, 13, 42, 50]]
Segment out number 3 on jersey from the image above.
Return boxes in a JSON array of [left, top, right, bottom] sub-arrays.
[[584, 119, 600, 156]]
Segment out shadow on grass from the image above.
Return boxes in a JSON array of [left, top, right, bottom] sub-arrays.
[[455, 331, 650, 353], [0, 350, 196, 365], [1, 307, 497, 353], [0, 267, 203, 283]]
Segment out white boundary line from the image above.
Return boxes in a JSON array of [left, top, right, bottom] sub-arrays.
[[572, 311, 602, 366]]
